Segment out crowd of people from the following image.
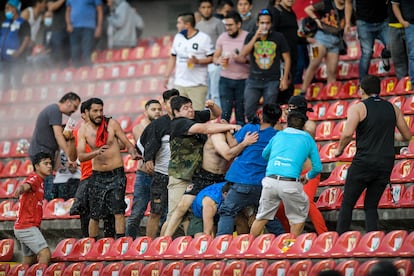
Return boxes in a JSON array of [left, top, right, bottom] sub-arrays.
[[6, 0, 414, 269]]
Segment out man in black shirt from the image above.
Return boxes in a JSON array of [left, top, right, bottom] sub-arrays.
[[335, 75, 411, 234]]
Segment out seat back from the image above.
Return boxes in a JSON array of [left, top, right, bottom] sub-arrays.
[[243, 233, 275, 259], [305, 82, 326, 101], [379, 184, 405, 208], [181, 261, 205, 276], [285, 232, 318, 258], [123, 236, 152, 260], [25, 263, 48, 276], [400, 185, 414, 207], [391, 160, 414, 183], [142, 236, 172, 260], [330, 230, 362, 257], [338, 140, 356, 162], [315, 187, 343, 210], [102, 236, 133, 260], [0, 178, 18, 198], [326, 100, 348, 120], [318, 141, 339, 163], [305, 231, 339, 258], [324, 81, 343, 100], [380, 76, 398, 96], [244, 260, 268, 276], [320, 164, 349, 186], [82, 262, 104, 276], [202, 261, 225, 276], [161, 261, 185, 276], [8, 263, 29, 276], [355, 260, 380, 276], [84, 237, 114, 261], [222, 234, 254, 258], [202, 234, 232, 259], [0, 238, 14, 261], [335, 259, 360, 276], [394, 259, 413, 276], [141, 261, 164, 276], [393, 76, 413, 95], [338, 79, 359, 99], [120, 261, 145, 276], [315, 121, 336, 141], [0, 263, 10, 275], [265, 260, 290, 275], [398, 230, 414, 257], [161, 235, 192, 259], [44, 262, 67, 276], [309, 259, 336, 276], [222, 260, 247, 276], [307, 102, 330, 121], [102, 262, 124, 275], [352, 231, 385, 257], [51, 238, 77, 261], [263, 233, 296, 258], [64, 237, 95, 261], [62, 262, 85, 276], [181, 234, 212, 259]]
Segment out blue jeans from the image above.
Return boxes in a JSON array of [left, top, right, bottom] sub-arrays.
[[244, 78, 280, 122], [389, 26, 408, 80], [356, 20, 388, 81], [50, 29, 70, 68], [219, 77, 246, 125], [404, 24, 414, 85], [216, 183, 284, 236], [69, 27, 95, 67], [125, 170, 152, 238], [207, 64, 222, 108]]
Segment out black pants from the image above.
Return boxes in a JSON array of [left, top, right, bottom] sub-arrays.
[[336, 164, 390, 234]]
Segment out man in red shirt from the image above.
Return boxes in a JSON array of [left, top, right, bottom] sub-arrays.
[[13, 152, 53, 265]]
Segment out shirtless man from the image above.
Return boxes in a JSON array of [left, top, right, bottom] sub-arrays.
[[126, 99, 162, 238], [163, 122, 258, 237], [77, 98, 140, 240]]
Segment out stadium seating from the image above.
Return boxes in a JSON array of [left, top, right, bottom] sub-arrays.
[[390, 159, 414, 183], [352, 230, 385, 257], [335, 259, 360, 275], [0, 178, 18, 198], [398, 230, 414, 257], [0, 238, 14, 261], [63, 237, 95, 261], [262, 233, 296, 258], [0, 199, 17, 220], [8, 263, 29, 276], [222, 260, 247, 276], [62, 262, 85, 276], [284, 232, 318, 258], [399, 185, 414, 208], [0, 263, 10, 275], [82, 262, 104, 276], [201, 234, 233, 259], [329, 230, 362, 258], [309, 259, 336, 276], [319, 163, 350, 186], [100, 236, 133, 260], [315, 121, 336, 141], [304, 231, 339, 258], [219, 233, 254, 259], [141, 261, 164, 275], [44, 262, 67, 276], [161, 261, 185, 276], [375, 230, 408, 257], [355, 259, 379, 275], [160, 235, 192, 259], [180, 234, 212, 259], [243, 233, 275, 259], [378, 184, 405, 208], [142, 236, 172, 260], [120, 261, 144, 276], [315, 187, 343, 210], [102, 262, 124, 275], [122, 236, 152, 260], [393, 259, 413, 276], [244, 260, 268, 276], [51, 238, 77, 261], [202, 261, 226, 276], [181, 261, 205, 275]]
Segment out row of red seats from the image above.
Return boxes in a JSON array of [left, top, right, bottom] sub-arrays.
[[50, 230, 414, 263], [22, 60, 168, 87], [3, 258, 412, 276], [0, 195, 136, 221], [316, 184, 414, 210]]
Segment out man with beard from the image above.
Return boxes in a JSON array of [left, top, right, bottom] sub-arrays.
[[77, 98, 140, 240], [213, 11, 250, 125]]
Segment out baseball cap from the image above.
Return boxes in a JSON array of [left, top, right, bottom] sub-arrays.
[[7, 0, 21, 12], [288, 95, 314, 112]]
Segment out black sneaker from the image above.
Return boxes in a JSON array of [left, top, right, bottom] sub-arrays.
[[381, 48, 391, 72]]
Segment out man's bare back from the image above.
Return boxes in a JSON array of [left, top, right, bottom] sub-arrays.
[[202, 136, 229, 175]]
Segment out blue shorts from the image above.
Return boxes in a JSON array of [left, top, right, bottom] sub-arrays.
[[314, 30, 341, 54]]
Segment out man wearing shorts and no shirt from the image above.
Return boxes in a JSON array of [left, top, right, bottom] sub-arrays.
[[77, 98, 140, 240], [14, 152, 53, 265]]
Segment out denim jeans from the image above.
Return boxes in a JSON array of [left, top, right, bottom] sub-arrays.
[[356, 20, 388, 81], [69, 27, 95, 67], [404, 24, 414, 85], [207, 64, 222, 108], [125, 170, 152, 238], [244, 78, 280, 122], [50, 29, 70, 68], [389, 26, 408, 80], [219, 77, 246, 125], [216, 183, 284, 236]]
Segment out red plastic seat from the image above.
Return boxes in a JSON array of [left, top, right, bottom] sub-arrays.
[[335, 259, 360, 276], [202, 261, 225, 276], [315, 121, 336, 141], [181, 261, 205, 276], [286, 259, 312, 275], [0, 178, 18, 198], [393, 76, 413, 95], [123, 236, 152, 260], [0, 239, 14, 261], [15, 159, 33, 177], [220, 233, 254, 259], [390, 159, 414, 183], [100, 236, 133, 260], [141, 261, 164, 276], [375, 230, 407, 257], [337, 140, 356, 162], [309, 259, 336, 276], [161, 235, 192, 259], [352, 230, 385, 257], [161, 261, 185, 276], [142, 236, 172, 260], [378, 184, 405, 208], [331, 120, 353, 140], [43, 198, 77, 219], [64, 237, 95, 261], [402, 94, 414, 114], [0, 140, 12, 158], [51, 238, 77, 261], [355, 259, 380, 276], [243, 233, 275, 259], [117, 115, 133, 133], [262, 233, 296, 258], [305, 82, 325, 101], [265, 260, 290, 275], [305, 231, 339, 258], [320, 163, 350, 186], [120, 261, 145, 276], [84, 237, 114, 261], [0, 263, 10, 275], [0, 199, 17, 220], [44, 262, 66, 276], [199, 234, 232, 259], [340, 40, 361, 61], [329, 230, 362, 258], [315, 187, 343, 210], [338, 79, 359, 99], [380, 76, 398, 96], [397, 230, 414, 257], [102, 262, 124, 275], [285, 232, 318, 258], [123, 155, 139, 173], [394, 259, 413, 276], [243, 260, 268, 276], [399, 185, 414, 207], [8, 263, 29, 276], [181, 234, 212, 259], [325, 100, 349, 120], [0, 159, 21, 178], [324, 81, 343, 100], [222, 260, 247, 276], [82, 262, 104, 276], [388, 95, 406, 110], [318, 141, 339, 163], [62, 262, 85, 276]]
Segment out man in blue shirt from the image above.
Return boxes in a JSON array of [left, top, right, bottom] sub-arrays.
[[250, 111, 322, 237]]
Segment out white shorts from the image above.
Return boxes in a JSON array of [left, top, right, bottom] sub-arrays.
[[14, 226, 48, 256], [256, 176, 309, 224]]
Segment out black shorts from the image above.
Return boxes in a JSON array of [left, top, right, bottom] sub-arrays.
[[89, 167, 127, 220], [70, 178, 90, 216], [184, 168, 225, 196], [150, 172, 169, 215]]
